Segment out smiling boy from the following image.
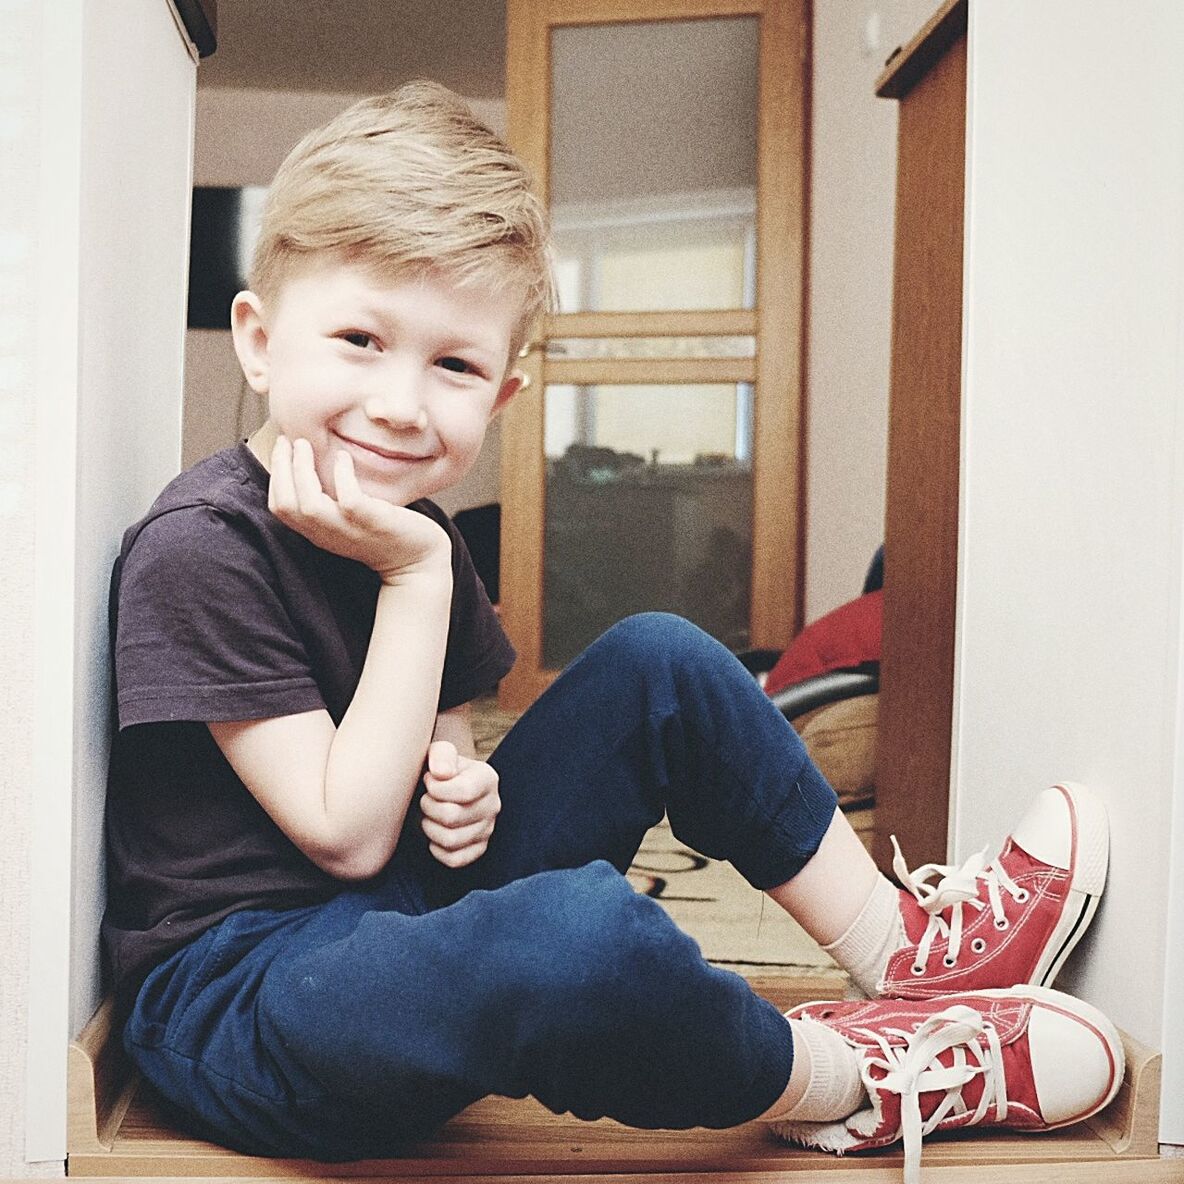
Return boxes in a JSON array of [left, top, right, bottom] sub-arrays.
[[216, 259, 524, 881], [103, 83, 1124, 1180]]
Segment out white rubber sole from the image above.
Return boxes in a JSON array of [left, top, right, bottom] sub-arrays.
[[1031, 782, 1109, 989]]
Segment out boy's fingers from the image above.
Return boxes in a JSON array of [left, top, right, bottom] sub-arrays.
[[428, 838, 490, 869], [268, 435, 296, 514], [423, 766, 495, 806], [420, 814, 494, 851], [290, 437, 328, 512], [333, 449, 362, 512], [420, 788, 498, 827], [427, 740, 459, 779]]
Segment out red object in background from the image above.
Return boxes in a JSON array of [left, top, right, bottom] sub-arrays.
[[764, 590, 883, 696]]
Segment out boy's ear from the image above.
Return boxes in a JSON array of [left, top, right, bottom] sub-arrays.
[[230, 291, 271, 394], [491, 369, 528, 417]]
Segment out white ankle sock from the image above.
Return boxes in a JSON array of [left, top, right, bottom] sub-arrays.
[[765, 1017, 867, 1122], [822, 874, 905, 997]]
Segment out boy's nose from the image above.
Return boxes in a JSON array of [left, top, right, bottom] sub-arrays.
[[363, 385, 426, 431]]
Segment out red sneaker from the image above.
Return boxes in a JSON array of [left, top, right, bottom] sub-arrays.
[[769, 986, 1124, 1184], [880, 782, 1108, 998]]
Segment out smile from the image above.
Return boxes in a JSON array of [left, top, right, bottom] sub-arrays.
[[334, 433, 429, 464]]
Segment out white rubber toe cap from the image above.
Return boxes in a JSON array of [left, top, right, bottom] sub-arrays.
[[1010, 785, 1075, 869], [1028, 999, 1123, 1125]]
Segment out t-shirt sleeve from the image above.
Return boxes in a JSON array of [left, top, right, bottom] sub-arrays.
[[433, 509, 516, 710], [114, 505, 326, 728]]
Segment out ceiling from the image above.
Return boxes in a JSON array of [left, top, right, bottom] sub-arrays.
[[198, 0, 508, 97]]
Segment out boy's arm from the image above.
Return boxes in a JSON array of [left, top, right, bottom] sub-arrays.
[[208, 438, 453, 881]]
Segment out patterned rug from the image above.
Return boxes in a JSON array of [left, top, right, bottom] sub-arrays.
[[471, 694, 862, 981]]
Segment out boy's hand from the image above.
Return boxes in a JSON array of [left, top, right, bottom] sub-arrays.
[[420, 740, 500, 868], [269, 435, 451, 582]]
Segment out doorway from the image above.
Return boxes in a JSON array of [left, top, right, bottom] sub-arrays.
[[499, 0, 809, 710]]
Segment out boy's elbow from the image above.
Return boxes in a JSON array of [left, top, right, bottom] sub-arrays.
[[309, 834, 397, 882]]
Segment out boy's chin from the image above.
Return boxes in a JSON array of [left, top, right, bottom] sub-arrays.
[[350, 471, 435, 508]]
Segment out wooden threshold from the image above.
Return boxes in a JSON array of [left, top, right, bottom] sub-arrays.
[[58, 1167, 1184, 1184], [69, 976, 1171, 1181], [66, 1113, 1165, 1180]]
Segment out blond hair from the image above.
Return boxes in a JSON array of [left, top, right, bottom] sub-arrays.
[[250, 81, 553, 358]]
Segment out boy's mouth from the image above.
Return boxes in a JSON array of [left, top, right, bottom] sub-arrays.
[[334, 432, 428, 463]]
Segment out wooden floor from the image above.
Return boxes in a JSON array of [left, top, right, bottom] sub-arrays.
[[68, 976, 1182, 1183]]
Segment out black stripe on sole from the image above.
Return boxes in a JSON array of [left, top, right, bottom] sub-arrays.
[[1038, 895, 1096, 987]]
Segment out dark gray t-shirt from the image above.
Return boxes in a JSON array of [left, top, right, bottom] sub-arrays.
[[102, 443, 514, 1004]]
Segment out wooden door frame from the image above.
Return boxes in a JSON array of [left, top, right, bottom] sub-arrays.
[[501, 0, 809, 709]]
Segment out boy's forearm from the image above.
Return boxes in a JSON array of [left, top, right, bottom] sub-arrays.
[[320, 566, 453, 874]]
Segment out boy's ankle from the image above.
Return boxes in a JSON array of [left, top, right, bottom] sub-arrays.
[[821, 874, 904, 997], [761, 1015, 867, 1123]]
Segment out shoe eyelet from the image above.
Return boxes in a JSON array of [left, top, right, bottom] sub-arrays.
[[911, 963, 926, 976], [971, 938, 988, 954], [942, 955, 957, 968], [1014, 889, 1031, 904], [994, 917, 1010, 931], [982, 1021, 995, 1032]]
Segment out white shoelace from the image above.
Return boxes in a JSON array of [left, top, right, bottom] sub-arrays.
[[891, 839, 1029, 972], [854, 1005, 1006, 1184]]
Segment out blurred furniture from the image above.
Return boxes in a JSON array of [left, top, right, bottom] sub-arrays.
[[744, 550, 883, 809], [544, 451, 752, 667], [453, 503, 502, 605]]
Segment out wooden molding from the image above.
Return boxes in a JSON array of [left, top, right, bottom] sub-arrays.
[[1086, 1029, 1164, 1158], [749, 0, 807, 649], [68, 997, 139, 1155], [546, 357, 756, 386], [875, 0, 966, 99], [872, 22, 966, 874], [546, 0, 763, 26], [496, 343, 547, 712], [544, 309, 758, 338]]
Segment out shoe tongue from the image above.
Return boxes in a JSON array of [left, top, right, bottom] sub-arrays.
[[999, 837, 1044, 877], [856, 1052, 988, 1144], [897, 842, 1043, 943], [898, 889, 932, 944], [862, 1023, 1026, 1137]]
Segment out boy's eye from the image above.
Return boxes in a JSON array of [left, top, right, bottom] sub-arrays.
[[437, 356, 477, 375], [342, 331, 377, 350]]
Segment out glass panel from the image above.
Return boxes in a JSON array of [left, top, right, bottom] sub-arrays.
[[550, 18, 758, 313], [546, 335, 755, 361], [543, 384, 753, 667]]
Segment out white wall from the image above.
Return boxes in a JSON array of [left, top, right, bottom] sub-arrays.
[[185, 86, 507, 517], [954, 0, 1184, 1138], [803, 0, 938, 618], [2, 4, 66, 1176], [14, 1, 195, 1172]]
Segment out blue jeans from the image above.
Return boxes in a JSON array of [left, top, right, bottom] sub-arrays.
[[124, 614, 838, 1158]]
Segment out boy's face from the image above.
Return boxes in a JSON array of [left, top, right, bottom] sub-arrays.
[[231, 255, 524, 505]]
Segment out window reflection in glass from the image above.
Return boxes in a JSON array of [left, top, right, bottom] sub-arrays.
[[550, 18, 758, 313]]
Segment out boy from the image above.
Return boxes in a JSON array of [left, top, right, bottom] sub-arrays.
[[103, 83, 1122, 1183]]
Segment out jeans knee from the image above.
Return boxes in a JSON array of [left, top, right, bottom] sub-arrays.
[[592, 613, 721, 677], [531, 863, 695, 1010]]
